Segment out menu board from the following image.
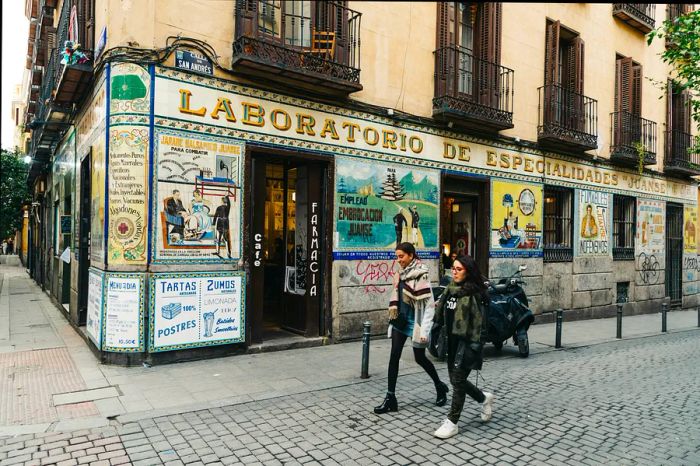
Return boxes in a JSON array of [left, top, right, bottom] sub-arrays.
[[149, 272, 245, 352], [87, 269, 104, 349], [104, 275, 144, 351]]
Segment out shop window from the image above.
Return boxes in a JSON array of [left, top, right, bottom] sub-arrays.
[[543, 186, 573, 262], [613, 195, 635, 260]]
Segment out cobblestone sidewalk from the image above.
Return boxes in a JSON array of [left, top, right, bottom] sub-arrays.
[[1, 330, 698, 465]]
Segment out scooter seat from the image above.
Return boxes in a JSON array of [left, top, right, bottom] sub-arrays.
[[491, 283, 509, 294]]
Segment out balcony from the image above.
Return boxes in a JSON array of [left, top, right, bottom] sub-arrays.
[[433, 45, 514, 132], [612, 4, 656, 33], [538, 84, 598, 153], [664, 130, 700, 177], [610, 111, 657, 167], [232, 1, 361, 96]]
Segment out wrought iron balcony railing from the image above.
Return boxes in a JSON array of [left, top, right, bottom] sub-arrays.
[[612, 4, 656, 33], [233, 0, 361, 95], [610, 111, 657, 166], [538, 84, 598, 152], [664, 130, 700, 177], [433, 45, 514, 131]]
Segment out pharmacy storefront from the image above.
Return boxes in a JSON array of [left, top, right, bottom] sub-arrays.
[[82, 60, 698, 364]]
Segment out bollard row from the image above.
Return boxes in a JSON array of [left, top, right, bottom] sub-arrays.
[[361, 321, 371, 379]]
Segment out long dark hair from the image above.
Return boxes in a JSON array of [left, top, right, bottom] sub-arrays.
[[454, 255, 488, 301], [395, 242, 416, 258]]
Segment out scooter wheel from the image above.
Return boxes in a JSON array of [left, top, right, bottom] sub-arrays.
[[518, 333, 529, 358], [493, 341, 503, 351]]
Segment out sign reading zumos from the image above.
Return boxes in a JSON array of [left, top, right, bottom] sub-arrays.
[[154, 71, 696, 203]]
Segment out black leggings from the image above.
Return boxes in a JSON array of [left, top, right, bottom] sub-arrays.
[[446, 336, 485, 423], [387, 328, 441, 394]]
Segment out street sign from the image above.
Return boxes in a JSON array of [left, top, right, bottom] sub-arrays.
[[175, 50, 213, 76]]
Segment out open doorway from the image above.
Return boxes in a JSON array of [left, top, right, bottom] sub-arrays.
[[250, 154, 327, 343], [77, 152, 92, 325], [440, 175, 489, 282]]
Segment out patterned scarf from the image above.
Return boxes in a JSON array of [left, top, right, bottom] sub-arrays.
[[388, 259, 432, 320]]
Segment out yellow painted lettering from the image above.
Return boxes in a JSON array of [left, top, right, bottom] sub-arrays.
[[210, 98, 237, 122], [271, 109, 291, 131], [178, 89, 206, 117], [320, 119, 340, 140]]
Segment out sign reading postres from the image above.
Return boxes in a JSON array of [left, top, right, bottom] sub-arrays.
[[149, 272, 245, 352]]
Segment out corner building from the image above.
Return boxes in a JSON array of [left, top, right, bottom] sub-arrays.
[[21, 1, 699, 364]]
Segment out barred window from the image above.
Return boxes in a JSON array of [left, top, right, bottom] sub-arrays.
[[543, 186, 573, 262], [613, 195, 635, 260]]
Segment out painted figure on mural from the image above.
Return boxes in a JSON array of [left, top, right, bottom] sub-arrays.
[[685, 215, 696, 246], [393, 210, 407, 246], [409, 205, 420, 244], [185, 189, 213, 240], [580, 204, 599, 239], [213, 196, 231, 258], [641, 213, 650, 246], [165, 189, 187, 241]]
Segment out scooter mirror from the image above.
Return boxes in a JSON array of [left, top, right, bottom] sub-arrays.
[[519, 265, 528, 272]]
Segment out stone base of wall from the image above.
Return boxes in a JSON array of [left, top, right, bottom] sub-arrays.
[[534, 297, 668, 324]]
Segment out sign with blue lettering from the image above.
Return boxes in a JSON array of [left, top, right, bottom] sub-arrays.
[[149, 272, 245, 352], [175, 50, 213, 76]]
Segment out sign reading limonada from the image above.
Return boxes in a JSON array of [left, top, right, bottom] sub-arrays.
[[149, 272, 245, 352], [153, 68, 696, 203]]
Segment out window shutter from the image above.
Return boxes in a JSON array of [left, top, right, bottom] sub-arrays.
[[632, 63, 642, 116], [666, 80, 673, 158], [544, 20, 560, 86], [573, 37, 584, 95], [315, 1, 348, 64], [436, 2, 452, 50], [435, 2, 455, 98], [615, 57, 633, 114], [476, 3, 502, 107], [237, 0, 258, 37]]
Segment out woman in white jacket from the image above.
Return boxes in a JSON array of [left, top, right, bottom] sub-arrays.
[[374, 242, 449, 414]]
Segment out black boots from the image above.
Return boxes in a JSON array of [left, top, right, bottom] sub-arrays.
[[436, 382, 449, 407], [374, 393, 398, 414]]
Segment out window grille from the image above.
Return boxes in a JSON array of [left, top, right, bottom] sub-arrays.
[[613, 195, 635, 260], [543, 186, 573, 262]]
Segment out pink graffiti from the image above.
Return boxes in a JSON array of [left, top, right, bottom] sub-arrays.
[[363, 285, 389, 294], [355, 260, 399, 285]]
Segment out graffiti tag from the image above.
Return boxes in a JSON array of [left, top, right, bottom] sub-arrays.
[[638, 252, 660, 285]]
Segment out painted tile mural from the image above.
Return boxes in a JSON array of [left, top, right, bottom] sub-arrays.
[[490, 179, 543, 257], [635, 199, 665, 286], [334, 156, 439, 259], [684, 205, 697, 253], [152, 129, 243, 264], [108, 126, 149, 264], [576, 190, 611, 257], [90, 137, 106, 264]]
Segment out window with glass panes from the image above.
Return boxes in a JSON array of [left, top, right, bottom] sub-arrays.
[[543, 186, 573, 262], [613, 195, 635, 260]]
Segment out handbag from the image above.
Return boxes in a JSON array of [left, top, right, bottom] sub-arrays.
[[454, 339, 484, 371], [389, 312, 409, 331], [429, 322, 448, 360]]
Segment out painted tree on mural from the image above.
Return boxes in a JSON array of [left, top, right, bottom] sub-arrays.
[[378, 172, 406, 201], [0, 149, 30, 240], [647, 9, 700, 152]]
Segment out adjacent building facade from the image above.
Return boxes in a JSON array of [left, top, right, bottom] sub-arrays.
[[20, 1, 699, 364]]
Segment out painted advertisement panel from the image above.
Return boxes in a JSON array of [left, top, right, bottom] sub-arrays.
[[152, 130, 243, 264], [576, 190, 611, 257], [108, 127, 149, 264], [149, 272, 246, 352], [684, 205, 697, 254], [490, 180, 543, 257], [90, 139, 106, 263], [104, 274, 144, 352], [334, 156, 439, 259], [87, 269, 104, 349], [636, 199, 665, 255]]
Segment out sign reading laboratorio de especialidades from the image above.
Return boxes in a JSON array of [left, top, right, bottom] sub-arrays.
[[149, 272, 245, 352]]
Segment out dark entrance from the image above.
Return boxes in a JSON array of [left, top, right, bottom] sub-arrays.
[[249, 153, 328, 343], [440, 175, 489, 281], [77, 152, 92, 325], [665, 203, 683, 306]]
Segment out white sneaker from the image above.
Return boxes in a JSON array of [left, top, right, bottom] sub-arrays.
[[433, 418, 458, 439], [481, 392, 495, 422]]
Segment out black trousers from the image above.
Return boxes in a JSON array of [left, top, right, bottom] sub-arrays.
[[447, 337, 485, 423], [387, 328, 441, 394]]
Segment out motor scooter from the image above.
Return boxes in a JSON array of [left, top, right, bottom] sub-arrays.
[[484, 265, 534, 357]]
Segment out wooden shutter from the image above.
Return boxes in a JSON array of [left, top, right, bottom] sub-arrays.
[[237, 0, 258, 38], [632, 63, 642, 116], [666, 80, 673, 158], [78, 0, 95, 51], [544, 20, 560, 86], [477, 3, 502, 106], [436, 2, 453, 50], [615, 57, 633, 114], [315, 1, 348, 64], [435, 2, 455, 98]]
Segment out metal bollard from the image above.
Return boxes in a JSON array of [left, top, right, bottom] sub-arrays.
[[616, 303, 623, 339], [361, 321, 371, 379], [661, 303, 668, 333], [555, 309, 563, 348]]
